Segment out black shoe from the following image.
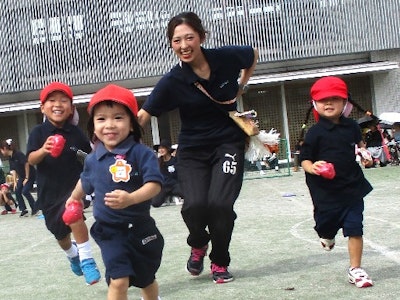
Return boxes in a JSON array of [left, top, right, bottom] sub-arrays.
[[20, 210, 29, 217], [211, 263, 234, 284], [186, 245, 208, 276]]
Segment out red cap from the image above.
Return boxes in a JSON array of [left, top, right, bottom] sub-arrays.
[[88, 84, 138, 116], [310, 76, 348, 101], [40, 82, 73, 104], [0, 183, 9, 189]]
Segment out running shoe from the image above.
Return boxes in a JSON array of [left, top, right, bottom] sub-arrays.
[[68, 241, 83, 276], [211, 263, 234, 284], [320, 238, 335, 251], [348, 267, 373, 288], [81, 258, 101, 285], [186, 245, 208, 276]]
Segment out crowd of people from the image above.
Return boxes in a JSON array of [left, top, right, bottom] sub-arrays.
[[4, 10, 399, 300]]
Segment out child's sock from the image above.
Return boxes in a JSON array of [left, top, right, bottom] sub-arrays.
[[10, 204, 16, 210], [77, 241, 93, 261], [65, 242, 79, 258]]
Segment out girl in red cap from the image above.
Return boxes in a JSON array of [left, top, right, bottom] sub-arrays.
[[27, 81, 101, 285], [67, 84, 164, 300], [300, 76, 374, 288]]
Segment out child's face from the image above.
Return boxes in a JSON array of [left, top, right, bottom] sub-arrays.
[[93, 102, 133, 151], [314, 96, 346, 122], [40, 91, 73, 127]]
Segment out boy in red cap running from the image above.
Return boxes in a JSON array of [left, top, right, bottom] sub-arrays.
[[67, 84, 164, 300], [300, 76, 374, 288], [27, 82, 101, 285]]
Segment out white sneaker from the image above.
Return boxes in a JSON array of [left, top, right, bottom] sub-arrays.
[[259, 170, 266, 175], [348, 267, 373, 288], [320, 238, 335, 251]]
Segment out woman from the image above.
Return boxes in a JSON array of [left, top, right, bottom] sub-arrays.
[[138, 12, 258, 284], [0, 139, 37, 217]]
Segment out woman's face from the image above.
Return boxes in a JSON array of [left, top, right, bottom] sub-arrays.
[[92, 102, 133, 151], [170, 23, 203, 64]]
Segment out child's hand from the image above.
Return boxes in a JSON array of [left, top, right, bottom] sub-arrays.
[[104, 190, 132, 209], [62, 200, 83, 225], [315, 162, 336, 179], [49, 134, 66, 157]]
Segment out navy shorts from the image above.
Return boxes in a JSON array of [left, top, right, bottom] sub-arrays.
[[90, 218, 164, 288], [43, 203, 72, 240], [314, 200, 364, 239]]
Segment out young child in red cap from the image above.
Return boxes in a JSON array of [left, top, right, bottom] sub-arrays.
[[26, 81, 101, 285], [300, 76, 374, 288], [66, 84, 164, 300]]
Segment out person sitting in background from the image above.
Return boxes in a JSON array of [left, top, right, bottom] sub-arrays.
[[364, 122, 388, 167], [152, 139, 184, 207], [0, 183, 17, 215]]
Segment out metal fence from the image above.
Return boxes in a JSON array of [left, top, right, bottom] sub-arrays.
[[1, 0, 399, 94]]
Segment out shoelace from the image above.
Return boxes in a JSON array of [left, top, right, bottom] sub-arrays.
[[350, 268, 368, 279], [211, 264, 227, 273], [191, 247, 207, 262]]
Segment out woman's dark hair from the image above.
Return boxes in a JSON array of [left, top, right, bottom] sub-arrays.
[[87, 100, 143, 143], [167, 12, 207, 43], [0, 138, 17, 151]]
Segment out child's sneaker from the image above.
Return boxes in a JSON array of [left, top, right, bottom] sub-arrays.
[[11, 209, 17, 214], [211, 263, 234, 284], [68, 255, 83, 276], [186, 245, 208, 276], [1, 210, 8, 215], [320, 238, 335, 251], [348, 267, 373, 288], [81, 258, 101, 285]]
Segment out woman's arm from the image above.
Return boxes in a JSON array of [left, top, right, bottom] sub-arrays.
[[237, 47, 259, 97]]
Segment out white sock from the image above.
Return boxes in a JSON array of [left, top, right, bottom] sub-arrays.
[[10, 204, 16, 210], [65, 243, 79, 258], [77, 241, 93, 261]]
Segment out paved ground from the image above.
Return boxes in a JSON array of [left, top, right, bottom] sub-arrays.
[[1, 165, 399, 299]]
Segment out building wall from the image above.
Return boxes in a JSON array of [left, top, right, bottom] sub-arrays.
[[371, 49, 400, 114]]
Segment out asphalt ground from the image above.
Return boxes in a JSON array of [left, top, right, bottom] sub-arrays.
[[1, 165, 399, 299]]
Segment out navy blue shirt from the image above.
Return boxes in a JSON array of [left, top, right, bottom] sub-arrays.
[[142, 46, 255, 149], [26, 119, 92, 210], [9, 150, 36, 181], [159, 156, 178, 188], [80, 136, 163, 225], [300, 116, 373, 210]]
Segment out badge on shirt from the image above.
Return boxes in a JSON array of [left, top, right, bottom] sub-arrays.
[[109, 158, 132, 182]]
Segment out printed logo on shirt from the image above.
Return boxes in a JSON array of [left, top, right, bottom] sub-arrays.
[[222, 153, 237, 175], [142, 234, 157, 245], [109, 158, 132, 182], [219, 80, 229, 88]]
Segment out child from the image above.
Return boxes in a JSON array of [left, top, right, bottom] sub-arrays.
[[0, 183, 17, 214], [0, 139, 38, 217], [66, 84, 164, 300], [300, 76, 374, 288], [26, 82, 101, 285]]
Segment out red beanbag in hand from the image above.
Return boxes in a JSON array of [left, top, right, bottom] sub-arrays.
[[62, 201, 83, 225], [317, 162, 336, 180], [50, 134, 66, 157]]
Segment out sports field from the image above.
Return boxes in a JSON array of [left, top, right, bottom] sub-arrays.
[[1, 166, 399, 299]]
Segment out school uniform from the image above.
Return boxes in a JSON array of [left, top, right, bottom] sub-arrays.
[[300, 116, 373, 238], [81, 136, 164, 287], [26, 119, 91, 239]]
